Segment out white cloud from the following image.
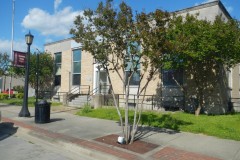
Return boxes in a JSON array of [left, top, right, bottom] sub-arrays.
[[226, 6, 233, 13], [21, 6, 83, 37], [54, 0, 62, 12], [0, 39, 26, 55], [202, 0, 216, 3], [45, 38, 53, 43], [0, 39, 41, 57]]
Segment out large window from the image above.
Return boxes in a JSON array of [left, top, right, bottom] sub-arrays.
[[54, 52, 61, 86], [72, 49, 81, 85], [125, 42, 141, 86], [162, 69, 183, 86]]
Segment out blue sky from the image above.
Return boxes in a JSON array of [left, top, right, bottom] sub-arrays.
[[0, 0, 239, 56]]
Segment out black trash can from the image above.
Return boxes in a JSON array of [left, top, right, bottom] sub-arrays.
[[35, 100, 51, 123]]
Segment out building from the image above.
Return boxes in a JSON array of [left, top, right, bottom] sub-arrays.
[[45, 0, 240, 114]]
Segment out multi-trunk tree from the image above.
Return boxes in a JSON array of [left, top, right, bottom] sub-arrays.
[[70, 0, 170, 144]]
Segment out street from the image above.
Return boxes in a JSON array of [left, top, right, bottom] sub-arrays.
[[0, 122, 92, 160]]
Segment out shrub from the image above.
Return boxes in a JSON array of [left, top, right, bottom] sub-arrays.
[[16, 93, 24, 99], [81, 104, 92, 114], [13, 85, 24, 93], [0, 93, 8, 99]]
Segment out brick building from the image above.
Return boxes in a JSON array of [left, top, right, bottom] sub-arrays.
[[44, 0, 240, 114]]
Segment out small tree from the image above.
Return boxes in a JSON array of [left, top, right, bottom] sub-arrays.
[[13, 52, 54, 91], [70, 0, 170, 144], [0, 52, 10, 77], [166, 14, 240, 115]]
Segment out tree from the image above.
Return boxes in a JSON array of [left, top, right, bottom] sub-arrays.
[[12, 52, 54, 91], [0, 52, 10, 76], [70, 0, 170, 144], [166, 14, 240, 115]]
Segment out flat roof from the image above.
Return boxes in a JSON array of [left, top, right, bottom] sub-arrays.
[[173, 0, 231, 19], [44, 37, 73, 46]]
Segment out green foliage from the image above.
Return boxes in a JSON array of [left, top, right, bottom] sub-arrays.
[[77, 107, 240, 141], [16, 93, 24, 99], [0, 52, 10, 76], [13, 85, 24, 93], [166, 14, 240, 115], [81, 104, 92, 114], [0, 93, 8, 99], [12, 52, 54, 91], [167, 14, 240, 69]]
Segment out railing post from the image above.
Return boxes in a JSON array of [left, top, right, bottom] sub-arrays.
[[152, 95, 154, 110], [88, 86, 90, 95], [134, 95, 136, 108]]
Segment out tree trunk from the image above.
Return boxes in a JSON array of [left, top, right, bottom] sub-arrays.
[[195, 91, 203, 116], [195, 106, 201, 116]]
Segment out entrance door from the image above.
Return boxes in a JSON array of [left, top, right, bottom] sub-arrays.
[[96, 70, 108, 94]]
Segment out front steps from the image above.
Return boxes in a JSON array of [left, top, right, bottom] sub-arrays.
[[68, 95, 89, 107]]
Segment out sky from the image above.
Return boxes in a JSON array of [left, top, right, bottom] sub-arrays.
[[0, 0, 239, 57]]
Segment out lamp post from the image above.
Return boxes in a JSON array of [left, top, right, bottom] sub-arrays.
[[19, 31, 34, 117]]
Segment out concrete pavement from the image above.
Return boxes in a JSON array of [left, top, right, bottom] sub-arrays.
[[1, 104, 240, 160]]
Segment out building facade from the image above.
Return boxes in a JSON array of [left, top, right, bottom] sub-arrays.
[[45, 0, 240, 113]]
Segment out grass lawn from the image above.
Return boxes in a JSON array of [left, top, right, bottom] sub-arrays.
[[76, 106, 240, 141], [1, 97, 62, 107]]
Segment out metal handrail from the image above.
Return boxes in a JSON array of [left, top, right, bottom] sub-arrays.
[[67, 85, 90, 101]]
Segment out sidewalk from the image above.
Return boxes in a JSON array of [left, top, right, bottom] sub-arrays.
[[1, 104, 240, 160]]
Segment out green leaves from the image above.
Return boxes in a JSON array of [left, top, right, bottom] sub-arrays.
[[12, 52, 54, 91], [0, 52, 10, 76]]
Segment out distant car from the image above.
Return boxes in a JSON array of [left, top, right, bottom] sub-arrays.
[[1, 89, 14, 95]]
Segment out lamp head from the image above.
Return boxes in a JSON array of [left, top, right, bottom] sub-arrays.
[[25, 31, 34, 45]]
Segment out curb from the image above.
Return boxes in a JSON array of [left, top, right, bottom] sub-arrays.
[[2, 117, 143, 160]]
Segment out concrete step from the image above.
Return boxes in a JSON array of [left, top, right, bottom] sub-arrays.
[[73, 96, 88, 101]]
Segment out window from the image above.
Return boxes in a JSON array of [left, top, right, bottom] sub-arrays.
[[72, 49, 81, 85], [125, 70, 140, 85], [125, 42, 141, 86], [162, 69, 183, 86], [54, 52, 61, 86]]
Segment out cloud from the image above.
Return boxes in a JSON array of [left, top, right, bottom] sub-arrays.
[[54, 0, 62, 12], [45, 38, 53, 43], [0, 39, 40, 57], [202, 0, 216, 3], [226, 6, 233, 13], [0, 39, 26, 55], [21, 6, 83, 37]]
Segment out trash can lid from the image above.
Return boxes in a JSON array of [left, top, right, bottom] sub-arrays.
[[38, 100, 48, 105]]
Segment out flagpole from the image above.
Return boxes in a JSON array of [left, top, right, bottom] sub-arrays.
[[9, 0, 15, 98]]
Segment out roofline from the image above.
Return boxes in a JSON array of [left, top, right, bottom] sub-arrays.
[[44, 37, 73, 46], [173, 0, 232, 19]]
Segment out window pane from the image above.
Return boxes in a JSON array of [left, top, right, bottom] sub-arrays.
[[55, 52, 61, 63], [125, 71, 140, 86], [54, 75, 61, 86], [73, 49, 81, 61], [72, 74, 80, 85], [55, 64, 61, 75], [162, 69, 183, 86], [73, 62, 81, 73]]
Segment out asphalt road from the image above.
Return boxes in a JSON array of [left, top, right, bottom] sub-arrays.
[[0, 122, 93, 160]]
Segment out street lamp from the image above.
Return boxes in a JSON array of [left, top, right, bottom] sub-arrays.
[[19, 31, 34, 117]]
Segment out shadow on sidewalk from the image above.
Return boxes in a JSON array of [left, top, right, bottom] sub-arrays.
[[135, 126, 180, 141], [50, 118, 65, 122], [0, 122, 18, 141]]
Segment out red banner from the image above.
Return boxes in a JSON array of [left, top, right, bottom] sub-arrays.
[[13, 51, 26, 67]]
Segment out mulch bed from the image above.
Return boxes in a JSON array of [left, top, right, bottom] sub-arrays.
[[94, 134, 159, 154]]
